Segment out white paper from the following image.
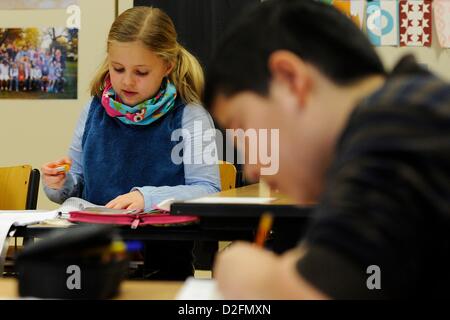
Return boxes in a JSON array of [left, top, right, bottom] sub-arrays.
[[0, 197, 99, 262], [0, 210, 61, 263], [0, 210, 59, 226], [176, 277, 224, 300], [153, 198, 175, 212], [185, 197, 276, 204]]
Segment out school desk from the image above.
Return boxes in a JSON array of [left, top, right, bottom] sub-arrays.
[[14, 184, 310, 236], [0, 278, 182, 299], [12, 183, 313, 255], [170, 183, 314, 253], [171, 183, 314, 217]]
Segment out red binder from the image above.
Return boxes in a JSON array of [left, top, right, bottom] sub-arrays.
[[68, 210, 198, 229]]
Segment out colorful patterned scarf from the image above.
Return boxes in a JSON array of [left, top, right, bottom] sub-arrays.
[[101, 77, 177, 125]]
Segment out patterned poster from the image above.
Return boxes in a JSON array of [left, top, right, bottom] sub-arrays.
[[333, 0, 365, 29], [434, 0, 450, 48], [399, 0, 432, 47], [366, 0, 399, 46]]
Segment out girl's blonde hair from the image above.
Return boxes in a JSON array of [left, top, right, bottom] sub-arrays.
[[90, 6, 204, 105]]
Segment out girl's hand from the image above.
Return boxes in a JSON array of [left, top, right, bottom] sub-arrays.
[[105, 191, 145, 210], [41, 157, 72, 190]]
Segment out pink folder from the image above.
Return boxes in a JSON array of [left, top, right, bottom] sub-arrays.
[[68, 210, 199, 229]]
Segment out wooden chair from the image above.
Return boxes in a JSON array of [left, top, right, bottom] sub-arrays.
[[0, 165, 40, 210], [218, 160, 237, 191]]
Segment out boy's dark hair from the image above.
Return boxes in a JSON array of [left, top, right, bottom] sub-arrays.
[[204, 0, 386, 109]]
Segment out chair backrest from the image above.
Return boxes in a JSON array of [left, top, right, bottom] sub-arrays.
[[0, 165, 40, 210], [218, 161, 237, 191]]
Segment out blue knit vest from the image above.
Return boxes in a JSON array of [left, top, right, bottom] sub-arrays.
[[81, 96, 186, 205]]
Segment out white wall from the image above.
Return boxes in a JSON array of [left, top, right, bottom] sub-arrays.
[[0, 0, 116, 209], [118, 0, 133, 15]]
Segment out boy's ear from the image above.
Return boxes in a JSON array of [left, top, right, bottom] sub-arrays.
[[268, 50, 311, 108]]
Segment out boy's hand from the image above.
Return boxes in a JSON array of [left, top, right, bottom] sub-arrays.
[[105, 190, 145, 210], [213, 242, 279, 299], [41, 157, 72, 190]]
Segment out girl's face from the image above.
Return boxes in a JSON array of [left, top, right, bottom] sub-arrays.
[[108, 41, 173, 106]]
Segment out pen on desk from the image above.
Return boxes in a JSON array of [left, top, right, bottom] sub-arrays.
[[255, 212, 273, 247]]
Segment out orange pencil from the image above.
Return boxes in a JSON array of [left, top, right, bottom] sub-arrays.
[[55, 164, 71, 174], [255, 212, 273, 247]]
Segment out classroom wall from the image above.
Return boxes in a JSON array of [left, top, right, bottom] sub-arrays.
[[118, 0, 133, 15], [0, 0, 116, 209]]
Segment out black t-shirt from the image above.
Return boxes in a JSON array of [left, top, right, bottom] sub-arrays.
[[297, 56, 450, 299]]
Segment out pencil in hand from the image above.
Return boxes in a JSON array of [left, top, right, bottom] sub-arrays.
[[255, 212, 273, 247], [55, 164, 71, 174]]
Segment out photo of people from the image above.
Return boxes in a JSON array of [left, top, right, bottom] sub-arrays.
[[0, 27, 78, 99]]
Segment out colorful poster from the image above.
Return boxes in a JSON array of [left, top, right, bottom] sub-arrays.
[[0, 27, 78, 100], [434, 0, 450, 48], [399, 0, 432, 47], [333, 0, 365, 29], [366, 0, 399, 46], [350, 0, 366, 29]]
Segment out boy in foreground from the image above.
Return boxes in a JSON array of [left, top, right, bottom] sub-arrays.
[[205, 0, 450, 299]]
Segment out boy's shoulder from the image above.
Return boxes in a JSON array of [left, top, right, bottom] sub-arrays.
[[342, 72, 450, 147], [334, 67, 450, 175], [363, 74, 448, 112], [356, 56, 449, 118]]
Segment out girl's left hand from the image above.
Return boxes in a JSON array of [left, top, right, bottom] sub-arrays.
[[105, 191, 145, 210]]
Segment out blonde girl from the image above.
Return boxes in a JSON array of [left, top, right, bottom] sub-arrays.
[[42, 7, 221, 279]]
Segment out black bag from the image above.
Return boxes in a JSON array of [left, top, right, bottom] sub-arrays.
[[16, 225, 128, 299]]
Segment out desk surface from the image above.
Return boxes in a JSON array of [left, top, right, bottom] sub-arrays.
[[207, 183, 301, 205], [171, 183, 314, 217], [0, 278, 182, 300]]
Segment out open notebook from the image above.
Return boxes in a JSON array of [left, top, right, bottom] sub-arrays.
[[0, 197, 197, 254], [56, 197, 103, 219]]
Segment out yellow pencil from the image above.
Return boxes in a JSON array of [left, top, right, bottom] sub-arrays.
[[255, 212, 273, 247]]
